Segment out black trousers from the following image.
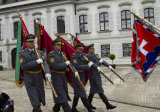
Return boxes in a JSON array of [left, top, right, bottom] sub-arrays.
[[53, 103, 71, 112], [88, 93, 108, 104], [72, 96, 91, 108]]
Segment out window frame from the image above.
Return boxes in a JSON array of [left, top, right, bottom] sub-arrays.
[[121, 10, 131, 29], [99, 12, 109, 31], [57, 16, 65, 33], [122, 43, 132, 57], [101, 44, 110, 58], [144, 8, 155, 25], [14, 21, 18, 39], [79, 15, 88, 33]]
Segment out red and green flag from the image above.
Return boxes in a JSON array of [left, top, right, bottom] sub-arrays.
[[15, 18, 29, 88]]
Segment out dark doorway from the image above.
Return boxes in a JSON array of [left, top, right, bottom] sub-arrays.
[[12, 48, 17, 68]]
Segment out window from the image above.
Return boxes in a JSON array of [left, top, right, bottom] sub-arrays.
[[0, 51, 2, 62], [101, 44, 110, 58], [121, 10, 131, 29], [144, 8, 155, 25], [34, 19, 41, 35], [123, 43, 132, 57], [79, 15, 88, 32], [99, 12, 109, 31], [14, 22, 18, 38], [1, 0, 22, 4], [57, 16, 65, 33], [0, 24, 1, 40]]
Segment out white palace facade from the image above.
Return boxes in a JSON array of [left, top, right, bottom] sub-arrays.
[[0, 0, 159, 69]]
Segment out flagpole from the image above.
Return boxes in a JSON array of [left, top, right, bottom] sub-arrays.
[[131, 11, 160, 32], [35, 19, 58, 98], [35, 48, 58, 98]]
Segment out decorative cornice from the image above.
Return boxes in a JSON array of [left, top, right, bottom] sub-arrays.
[[46, 7, 51, 13], [97, 5, 110, 9], [32, 12, 42, 16], [5, 14, 9, 19], [11, 15, 19, 19], [55, 8, 66, 13], [77, 7, 88, 11], [119, 2, 132, 7], [141, 0, 155, 4]]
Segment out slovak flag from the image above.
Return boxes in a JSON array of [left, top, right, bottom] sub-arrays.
[[131, 16, 160, 82]]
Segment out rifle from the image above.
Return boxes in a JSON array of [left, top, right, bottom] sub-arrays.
[[95, 54, 125, 82], [82, 54, 114, 84], [61, 53, 87, 91]]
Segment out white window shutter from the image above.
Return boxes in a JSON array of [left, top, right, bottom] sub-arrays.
[[95, 13, 100, 32], [75, 15, 80, 33], [110, 44, 115, 54], [53, 17, 57, 33], [41, 18, 45, 27], [30, 20, 34, 34], [10, 23, 14, 39], [116, 11, 121, 30], [88, 14, 92, 32], [154, 7, 160, 27], [109, 11, 114, 31], [139, 8, 144, 18], [118, 43, 123, 58], [2, 50, 6, 63], [1, 24, 5, 40], [65, 15, 69, 33]]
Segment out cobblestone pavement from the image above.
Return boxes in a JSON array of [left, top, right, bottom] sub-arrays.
[[0, 65, 160, 112]]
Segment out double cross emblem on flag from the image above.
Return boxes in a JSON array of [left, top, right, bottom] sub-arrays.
[[131, 16, 160, 82]]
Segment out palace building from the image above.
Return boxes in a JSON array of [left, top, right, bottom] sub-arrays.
[[0, 0, 159, 68]]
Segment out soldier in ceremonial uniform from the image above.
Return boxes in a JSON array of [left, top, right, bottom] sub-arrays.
[[86, 44, 116, 110], [48, 38, 78, 112], [71, 43, 95, 112], [19, 34, 51, 112]]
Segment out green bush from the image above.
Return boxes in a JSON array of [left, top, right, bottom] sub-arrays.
[[109, 54, 116, 64], [0, 65, 3, 71]]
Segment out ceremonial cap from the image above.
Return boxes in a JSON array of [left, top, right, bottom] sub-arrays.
[[24, 34, 35, 42], [75, 43, 84, 49], [52, 38, 62, 45], [87, 44, 94, 50]]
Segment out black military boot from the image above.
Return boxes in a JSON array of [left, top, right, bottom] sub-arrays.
[[105, 101, 116, 110], [87, 107, 95, 112], [32, 106, 42, 112], [88, 94, 96, 110], [98, 93, 116, 110], [72, 96, 79, 112], [62, 103, 72, 112], [53, 103, 61, 112]]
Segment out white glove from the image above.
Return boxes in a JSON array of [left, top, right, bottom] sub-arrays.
[[99, 59, 103, 63], [37, 59, 43, 64], [65, 61, 70, 65], [75, 72, 80, 78], [109, 65, 114, 71], [45, 73, 52, 82], [88, 61, 93, 68], [97, 66, 103, 73]]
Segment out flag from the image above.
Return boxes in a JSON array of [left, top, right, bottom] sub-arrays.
[[38, 25, 54, 59], [15, 19, 29, 88], [70, 36, 88, 53], [131, 16, 160, 82]]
